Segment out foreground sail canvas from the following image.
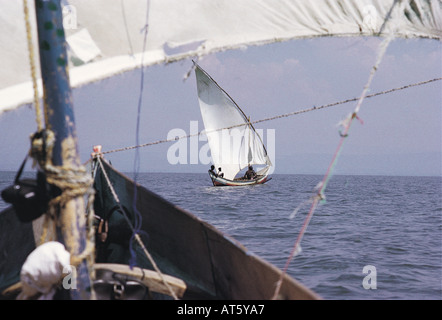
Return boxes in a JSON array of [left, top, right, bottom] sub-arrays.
[[0, 0, 440, 301], [194, 63, 272, 186], [0, 0, 440, 114]]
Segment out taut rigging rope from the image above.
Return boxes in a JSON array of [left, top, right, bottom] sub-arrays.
[[98, 77, 441, 156]]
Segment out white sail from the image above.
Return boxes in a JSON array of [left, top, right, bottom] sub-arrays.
[[0, 0, 440, 114], [195, 64, 271, 181]]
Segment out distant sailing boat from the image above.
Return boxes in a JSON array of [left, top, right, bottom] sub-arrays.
[[194, 63, 272, 186]]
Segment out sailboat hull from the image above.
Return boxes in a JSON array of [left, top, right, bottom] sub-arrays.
[[209, 171, 271, 187]]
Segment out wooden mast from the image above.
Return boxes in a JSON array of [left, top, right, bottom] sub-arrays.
[[34, 0, 92, 299]]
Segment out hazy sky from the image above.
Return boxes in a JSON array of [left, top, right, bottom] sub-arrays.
[[0, 37, 441, 176]]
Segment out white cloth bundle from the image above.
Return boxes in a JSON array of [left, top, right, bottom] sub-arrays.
[[17, 241, 71, 300]]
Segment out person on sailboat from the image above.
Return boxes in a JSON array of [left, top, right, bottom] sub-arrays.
[[209, 165, 218, 177], [244, 165, 256, 180], [217, 168, 224, 178]]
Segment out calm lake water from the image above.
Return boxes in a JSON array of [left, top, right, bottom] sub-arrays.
[[1, 171, 441, 300]]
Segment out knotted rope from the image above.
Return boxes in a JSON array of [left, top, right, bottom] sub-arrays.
[[30, 130, 96, 268]]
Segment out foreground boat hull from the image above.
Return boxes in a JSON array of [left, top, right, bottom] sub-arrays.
[[209, 171, 271, 187], [1, 160, 317, 300], [0, 207, 36, 294], [93, 160, 317, 299]]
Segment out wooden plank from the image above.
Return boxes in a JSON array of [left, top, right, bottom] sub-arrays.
[[93, 263, 186, 298]]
